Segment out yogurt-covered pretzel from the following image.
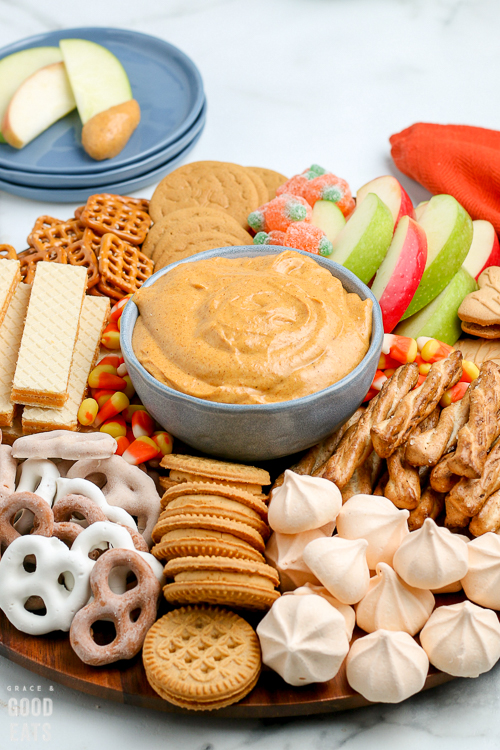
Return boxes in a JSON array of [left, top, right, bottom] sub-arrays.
[[0, 535, 91, 634], [67, 456, 161, 547], [52, 521, 83, 547], [12, 431, 117, 461], [0, 491, 53, 557], [16, 458, 60, 504], [0, 445, 17, 495], [70, 547, 161, 665], [54, 477, 137, 530], [53, 493, 108, 527]]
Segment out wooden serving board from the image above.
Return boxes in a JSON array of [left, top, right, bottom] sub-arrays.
[[0, 597, 461, 718]]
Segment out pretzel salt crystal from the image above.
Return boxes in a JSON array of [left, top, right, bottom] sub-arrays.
[[405, 391, 470, 467], [320, 363, 419, 488], [371, 351, 463, 459], [448, 361, 500, 478], [408, 486, 445, 531]]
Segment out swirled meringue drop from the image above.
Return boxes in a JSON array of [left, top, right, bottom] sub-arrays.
[[346, 630, 429, 703], [461, 532, 500, 609], [303, 536, 370, 605], [268, 471, 342, 534], [256, 594, 349, 686], [336, 494, 409, 569], [420, 601, 500, 677], [287, 583, 356, 639], [356, 562, 435, 635], [393, 518, 469, 590], [265, 528, 331, 591]]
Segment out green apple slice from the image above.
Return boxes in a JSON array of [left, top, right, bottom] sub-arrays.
[[2, 62, 76, 149], [311, 200, 346, 243], [60, 39, 132, 124], [395, 267, 477, 345], [0, 46, 62, 142], [329, 193, 393, 284], [401, 194, 473, 320]]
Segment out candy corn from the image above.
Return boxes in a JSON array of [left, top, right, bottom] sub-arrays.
[[117, 363, 128, 377], [93, 389, 115, 409], [131, 409, 155, 438], [110, 295, 132, 323], [77, 398, 98, 426], [420, 339, 455, 364], [101, 322, 120, 349], [122, 375, 135, 400], [371, 370, 388, 391], [94, 391, 130, 427], [460, 360, 480, 383], [100, 415, 127, 438], [363, 388, 377, 402], [115, 435, 130, 456], [88, 364, 126, 391], [440, 381, 469, 407], [123, 404, 148, 423], [383, 334, 417, 364], [98, 354, 123, 369], [152, 431, 173, 456], [378, 353, 401, 370], [122, 436, 160, 465]]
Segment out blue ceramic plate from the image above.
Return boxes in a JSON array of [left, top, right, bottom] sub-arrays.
[[0, 127, 203, 202], [0, 27, 204, 174], [0, 100, 206, 188]]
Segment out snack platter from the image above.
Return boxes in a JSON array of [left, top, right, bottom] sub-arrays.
[[2, 155, 500, 717]]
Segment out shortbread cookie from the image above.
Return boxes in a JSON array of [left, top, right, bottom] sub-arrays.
[[149, 161, 261, 226], [160, 454, 270, 489], [151, 528, 265, 563], [142, 207, 252, 262], [151, 513, 265, 552], [160, 482, 268, 518], [163, 556, 280, 610], [12, 262, 87, 407], [458, 267, 500, 326], [461, 321, 500, 339], [143, 606, 261, 710], [246, 167, 288, 200], [0, 259, 21, 330], [0, 283, 31, 427], [22, 296, 109, 432]]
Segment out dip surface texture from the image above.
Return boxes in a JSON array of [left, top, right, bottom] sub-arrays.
[[132, 250, 373, 404]]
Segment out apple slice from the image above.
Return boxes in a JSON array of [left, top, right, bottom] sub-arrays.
[[371, 216, 427, 333], [311, 200, 346, 243], [356, 175, 415, 226], [0, 46, 62, 142], [395, 267, 477, 345], [414, 201, 428, 221], [60, 39, 132, 124], [401, 194, 473, 320], [1, 62, 76, 149], [329, 193, 394, 284], [462, 220, 500, 280]]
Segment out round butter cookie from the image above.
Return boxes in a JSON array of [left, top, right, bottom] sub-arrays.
[[159, 496, 270, 540], [143, 605, 261, 710], [149, 161, 261, 226], [151, 512, 266, 552], [160, 454, 270, 489], [154, 230, 253, 271], [151, 528, 266, 563], [246, 167, 288, 200], [161, 482, 269, 518]]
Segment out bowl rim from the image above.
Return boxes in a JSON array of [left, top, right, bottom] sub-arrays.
[[120, 245, 383, 412]]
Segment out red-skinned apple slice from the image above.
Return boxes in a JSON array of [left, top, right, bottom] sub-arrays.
[[371, 216, 427, 333], [462, 220, 500, 280], [356, 175, 416, 227]]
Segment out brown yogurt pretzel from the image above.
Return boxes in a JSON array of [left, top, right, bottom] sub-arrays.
[[0, 491, 53, 557], [98, 233, 153, 297], [52, 521, 83, 547], [69, 547, 160, 666], [52, 493, 108, 526], [80, 194, 151, 246]]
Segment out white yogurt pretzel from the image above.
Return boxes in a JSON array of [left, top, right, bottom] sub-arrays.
[[12, 431, 117, 461], [0, 535, 92, 635], [54, 477, 137, 531], [16, 458, 60, 504]]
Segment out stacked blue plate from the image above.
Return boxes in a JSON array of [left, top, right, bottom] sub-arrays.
[[0, 28, 205, 202]]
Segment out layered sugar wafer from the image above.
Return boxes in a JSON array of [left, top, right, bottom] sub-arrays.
[[0, 259, 21, 330], [22, 296, 109, 433], [0, 283, 31, 427], [12, 262, 87, 407]]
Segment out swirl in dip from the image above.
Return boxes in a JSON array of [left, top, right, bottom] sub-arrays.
[[132, 250, 373, 404]]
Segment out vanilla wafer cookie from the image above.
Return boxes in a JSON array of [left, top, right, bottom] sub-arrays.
[[160, 454, 270, 490], [0, 283, 30, 427], [161, 482, 268, 518], [152, 513, 265, 552], [143, 606, 261, 710], [12, 263, 87, 408], [22, 296, 109, 432], [151, 528, 265, 563], [0, 260, 21, 330], [163, 556, 280, 610]]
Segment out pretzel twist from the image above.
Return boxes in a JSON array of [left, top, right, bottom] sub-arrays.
[[0, 491, 53, 557], [405, 390, 470, 467], [430, 452, 461, 494], [408, 487, 445, 531], [445, 439, 500, 522]]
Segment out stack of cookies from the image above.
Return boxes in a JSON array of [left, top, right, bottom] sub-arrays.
[[459, 267, 500, 338], [152, 454, 280, 610]]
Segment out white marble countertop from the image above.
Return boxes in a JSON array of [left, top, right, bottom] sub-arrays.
[[1, 0, 500, 746]]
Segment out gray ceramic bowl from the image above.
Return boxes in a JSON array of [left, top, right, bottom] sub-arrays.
[[120, 246, 383, 462]]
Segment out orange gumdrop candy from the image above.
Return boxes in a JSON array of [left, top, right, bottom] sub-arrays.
[[302, 174, 355, 216]]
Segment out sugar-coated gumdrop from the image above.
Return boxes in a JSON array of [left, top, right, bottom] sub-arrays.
[[284, 221, 333, 256], [247, 205, 269, 232], [264, 194, 312, 232], [303, 174, 355, 216], [302, 164, 328, 179], [276, 174, 309, 198], [253, 230, 287, 246]]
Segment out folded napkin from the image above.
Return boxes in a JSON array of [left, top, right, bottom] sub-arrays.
[[390, 123, 500, 234]]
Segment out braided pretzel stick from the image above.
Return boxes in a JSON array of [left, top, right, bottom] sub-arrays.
[[70, 548, 161, 666], [319, 363, 419, 488], [408, 487, 445, 531], [0, 491, 53, 558], [371, 351, 463, 459]]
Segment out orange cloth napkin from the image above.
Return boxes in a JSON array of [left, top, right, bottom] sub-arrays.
[[390, 123, 500, 235]]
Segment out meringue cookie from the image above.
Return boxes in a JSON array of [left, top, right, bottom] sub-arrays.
[[461, 532, 500, 609], [287, 583, 355, 639], [256, 594, 349, 685], [346, 630, 429, 703], [336, 494, 409, 569], [265, 528, 327, 591], [268, 470, 342, 534], [303, 536, 370, 605], [356, 562, 435, 635], [420, 601, 500, 677], [393, 518, 469, 590]]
